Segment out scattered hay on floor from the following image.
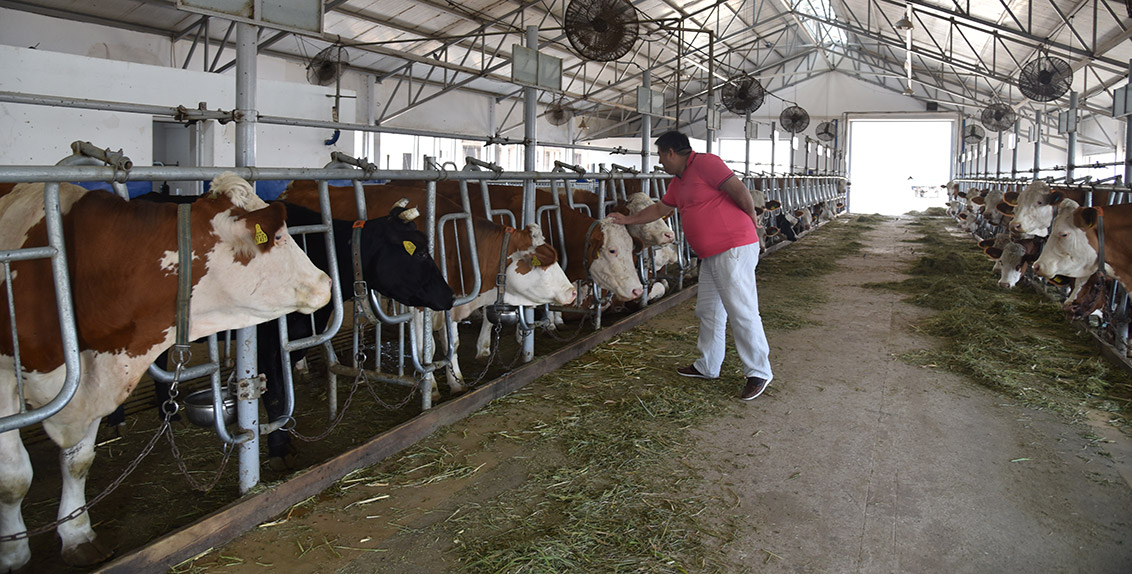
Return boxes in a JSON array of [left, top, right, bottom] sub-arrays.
[[758, 216, 876, 330], [867, 217, 1132, 430]]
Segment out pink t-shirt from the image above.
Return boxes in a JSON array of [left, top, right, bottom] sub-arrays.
[[661, 151, 758, 258]]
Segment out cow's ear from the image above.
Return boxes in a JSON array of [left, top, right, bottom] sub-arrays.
[[527, 244, 558, 268], [1049, 191, 1066, 205], [977, 238, 995, 249], [957, 191, 967, 199], [958, 212, 968, 221], [794, 209, 806, 217], [996, 202, 1014, 216], [631, 235, 644, 253], [766, 199, 782, 211], [1003, 191, 1019, 206], [984, 247, 1003, 260], [970, 195, 986, 205], [766, 226, 780, 237], [241, 202, 287, 250], [1078, 207, 1100, 229]]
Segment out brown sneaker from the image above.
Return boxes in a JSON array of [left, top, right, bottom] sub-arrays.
[[676, 365, 713, 379], [741, 377, 770, 400]]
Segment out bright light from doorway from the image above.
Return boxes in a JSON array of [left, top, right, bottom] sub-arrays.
[[848, 119, 953, 215]]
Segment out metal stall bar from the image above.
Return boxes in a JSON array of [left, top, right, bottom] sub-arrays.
[[264, 169, 347, 439], [0, 146, 127, 434]]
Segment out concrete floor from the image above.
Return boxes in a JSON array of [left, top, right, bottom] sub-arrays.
[[695, 217, 1132, 573]]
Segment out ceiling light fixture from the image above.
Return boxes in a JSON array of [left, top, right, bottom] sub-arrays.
[[894, 4, 914, 32]]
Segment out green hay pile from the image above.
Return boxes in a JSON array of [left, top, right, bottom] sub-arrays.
[[355, 326, 737, 573], [865, 218, 1132, 427]]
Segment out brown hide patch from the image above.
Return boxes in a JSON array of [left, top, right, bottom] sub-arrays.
[[531, 244, 558, 268], [1049, 191, 1066, 205], [0, 190, 222, 372], [587, 225, 606, 267], [231, 202, 287, 265]]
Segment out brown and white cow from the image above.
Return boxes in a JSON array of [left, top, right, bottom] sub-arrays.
[[983, 232, 1041, 289], [1005, 180, 1113, 237], [0, 173, 331, 571], [1033, 198, 1132, 299]]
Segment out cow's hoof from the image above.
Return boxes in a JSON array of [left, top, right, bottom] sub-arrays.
[[62, 539, 113, 567]]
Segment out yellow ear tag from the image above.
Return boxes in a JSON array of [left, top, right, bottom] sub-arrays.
[[530, 255, 542, 267], [403, 241, 416, 256], [254, 224, 269, 245]]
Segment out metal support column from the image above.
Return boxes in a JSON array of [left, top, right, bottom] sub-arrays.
[[1034, 110, 1042, 178], [1011, 121, 1019, 178], [642, 68, 652, 196], [770, 122, 777, 176], [234, 22, 260, 495], [706, 32, 715, 154], [1067, 92, 1078, 182], [520, 25, 537, 361]]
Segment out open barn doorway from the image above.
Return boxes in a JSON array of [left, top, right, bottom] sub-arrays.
[[847, 118, 954, 215]]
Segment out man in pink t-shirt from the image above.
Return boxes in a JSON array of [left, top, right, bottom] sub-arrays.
[[611, 130, 772, 400]]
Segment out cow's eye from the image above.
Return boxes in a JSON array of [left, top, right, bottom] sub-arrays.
[[1058, 232, 1068, 238], [275, 233, 284, 242], [608, 248, 617, 256]]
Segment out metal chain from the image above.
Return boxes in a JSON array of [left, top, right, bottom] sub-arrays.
[[290, 365, 368, 442], [0, 347, 218, 542], [0, 412, 173, 543], [162, 350, 235, 493]]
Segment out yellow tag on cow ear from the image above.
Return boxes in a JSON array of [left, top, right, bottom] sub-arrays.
[[403, 241, 416, 255], [530, 255, 542, 267], [254, 224, 269, 245]]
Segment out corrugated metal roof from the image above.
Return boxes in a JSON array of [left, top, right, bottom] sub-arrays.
[[2, 0, 1128, 137]]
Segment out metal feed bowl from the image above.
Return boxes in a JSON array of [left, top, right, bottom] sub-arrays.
[[182, 388, 236, 428], [485, 304, 520, 326]]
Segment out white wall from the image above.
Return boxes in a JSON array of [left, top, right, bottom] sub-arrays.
[[0, 44, 355, 174]]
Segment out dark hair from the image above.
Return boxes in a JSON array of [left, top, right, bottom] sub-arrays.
[[655, 131, 692, 154]]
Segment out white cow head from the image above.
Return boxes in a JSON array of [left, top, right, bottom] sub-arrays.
[[503, 224, 576, 306], [1008, 180, 1055, 236], [1032, 198, 1098, 283], [588, 220, 645, 300], [624, 192, 675, 246], [188, 174, 332, 336], [988, 242, 1028, 288]]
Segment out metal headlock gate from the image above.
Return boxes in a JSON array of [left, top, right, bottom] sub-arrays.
[[3, 150, 852, 571], [950, 175, 1132, 366]]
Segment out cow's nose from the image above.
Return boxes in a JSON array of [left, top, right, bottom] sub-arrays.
[[631, 287, 644, 299], [663, 231, 675, 243]]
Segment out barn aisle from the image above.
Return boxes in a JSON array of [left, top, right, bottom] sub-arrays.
[[174, 217, 1132, 574], [694, 217, 1132, 573]]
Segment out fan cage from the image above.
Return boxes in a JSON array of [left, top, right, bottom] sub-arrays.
[[779, 105, 811, 134], [721, 77, 766, 115], [1017, 56, 1072, 103], [564, 0, 640, 62]]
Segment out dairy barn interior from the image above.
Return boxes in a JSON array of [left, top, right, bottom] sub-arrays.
[[1, 0, 1131, 572]]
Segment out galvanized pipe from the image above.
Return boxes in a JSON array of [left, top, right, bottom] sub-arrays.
[[234, 22, 260, 495], [1067, 92, 1079, 183]]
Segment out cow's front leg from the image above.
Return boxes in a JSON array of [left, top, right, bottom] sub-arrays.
[[0, 386, 33, 573], [58, 419, 112, 567], [445, 318, 466, 394]]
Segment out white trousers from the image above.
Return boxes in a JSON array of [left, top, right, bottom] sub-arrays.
[[693, 242, 773, 381]]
